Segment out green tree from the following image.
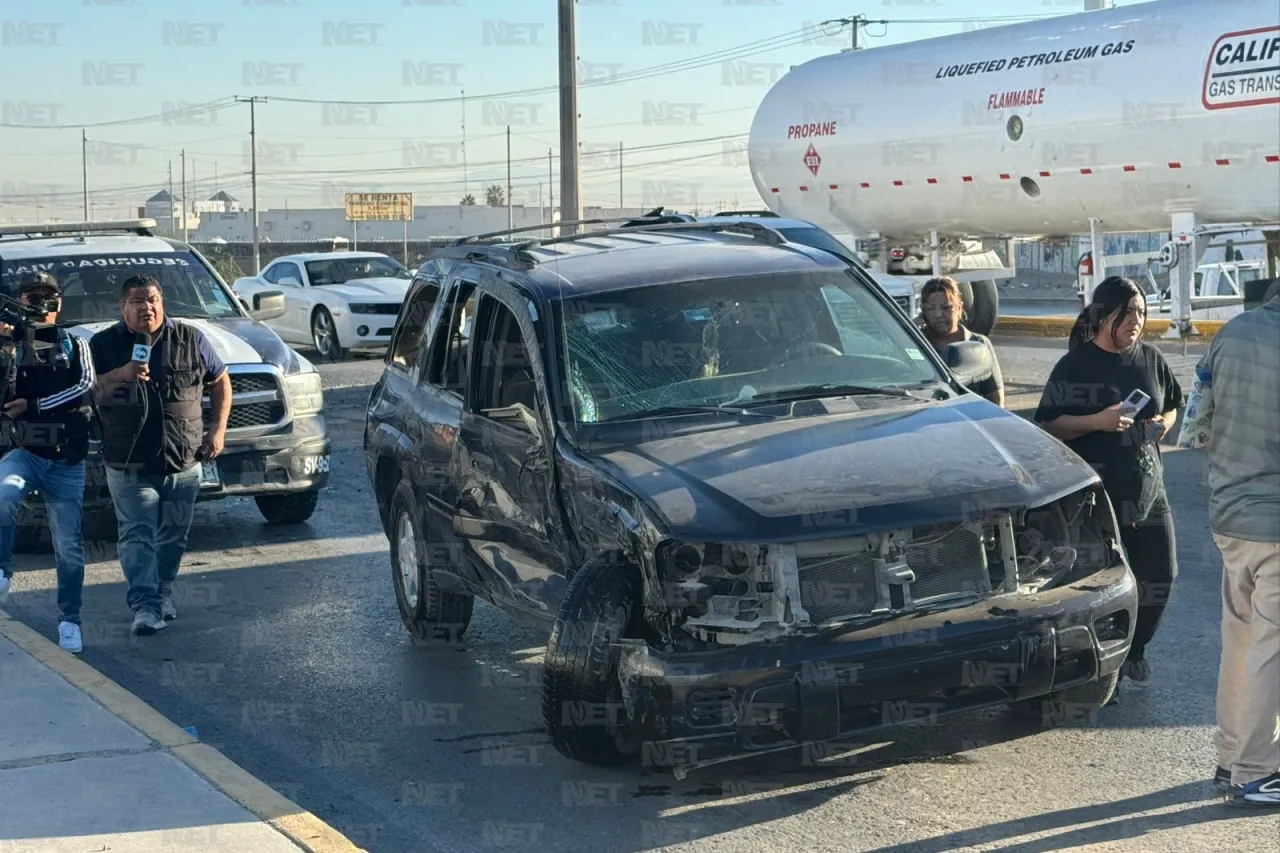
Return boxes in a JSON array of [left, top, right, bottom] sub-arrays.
[[210, 254, 244, 285], [459, 193, 476, 205], [485, 184, 505, 207]]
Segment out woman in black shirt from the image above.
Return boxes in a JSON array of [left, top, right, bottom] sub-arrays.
[[918, 276, 1005, 406], [1035, 276, 1183, 692]]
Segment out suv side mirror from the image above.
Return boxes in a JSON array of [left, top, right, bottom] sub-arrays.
[[249, 290, 287, 322], [947, 340, 993, 388]]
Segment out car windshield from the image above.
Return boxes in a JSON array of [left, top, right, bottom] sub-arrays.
[[776, 227, 865, 267], [0, 250, 241, 325], [305, 256, 410, 285], [558, 268, 942, 424]]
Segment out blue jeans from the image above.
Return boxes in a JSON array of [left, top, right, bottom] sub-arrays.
[[0, 448, 86, 625], [105, 464, 202, 618]]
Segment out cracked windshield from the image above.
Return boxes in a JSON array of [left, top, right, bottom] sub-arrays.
[[561, 269, 941, 423]]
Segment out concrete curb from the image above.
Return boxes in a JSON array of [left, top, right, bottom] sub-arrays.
[[0, 610, 366, 853], [994, 315, 1226, 340]]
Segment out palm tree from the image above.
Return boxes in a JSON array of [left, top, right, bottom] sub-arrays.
[[485, 184, 505, 207], [459, 193, 476, 205]]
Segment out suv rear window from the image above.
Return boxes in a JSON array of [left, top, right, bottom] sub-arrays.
[[1, 251, 240, 325]]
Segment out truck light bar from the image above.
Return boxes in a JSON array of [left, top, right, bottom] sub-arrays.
[[0, 218, 158, 238]]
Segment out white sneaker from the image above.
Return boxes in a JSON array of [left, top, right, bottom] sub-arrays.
[[58, 622, 82, 654], [0, 574, 10, 604]]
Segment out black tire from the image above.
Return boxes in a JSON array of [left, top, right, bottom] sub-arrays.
[[255, 490, 320, 525], [311, 306, 346, 362], [387, 479, 473, 643], [1009, 670, 1120, 724], [541, 557, 644, 766], [959, 279, 1000, 336]]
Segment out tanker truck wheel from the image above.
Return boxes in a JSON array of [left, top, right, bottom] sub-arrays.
[[960, 279, 1000, 337]]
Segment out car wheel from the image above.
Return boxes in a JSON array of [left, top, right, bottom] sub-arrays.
[[542, 557, 644, 766], [1009, 670, 1120, 724], [254, 490, 320, 525], [311, 307, 346, 362], [388, 479, 473, 643], [959, 279, 1000, 337]]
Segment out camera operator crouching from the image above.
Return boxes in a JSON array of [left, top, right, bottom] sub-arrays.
[[0, 272, 94, 654]]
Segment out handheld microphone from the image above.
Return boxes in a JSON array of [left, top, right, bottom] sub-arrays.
[[132, 332, 153, 365]]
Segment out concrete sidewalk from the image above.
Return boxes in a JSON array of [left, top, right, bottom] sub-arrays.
[[0, 611, 364, 853]]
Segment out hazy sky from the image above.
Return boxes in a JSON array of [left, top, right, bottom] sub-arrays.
[[0, 0, 1141, 219]]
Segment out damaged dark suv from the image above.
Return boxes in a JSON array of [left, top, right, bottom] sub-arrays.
[[364, 218, 1138, 777]]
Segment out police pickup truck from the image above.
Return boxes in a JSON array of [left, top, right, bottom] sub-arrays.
[[0, 219, 330, 551]]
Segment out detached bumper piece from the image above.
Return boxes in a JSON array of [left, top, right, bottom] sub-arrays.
[[619, 563, 1135, 772]]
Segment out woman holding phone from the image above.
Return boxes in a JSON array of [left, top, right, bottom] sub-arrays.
[[1034, 276, 1183, 693]]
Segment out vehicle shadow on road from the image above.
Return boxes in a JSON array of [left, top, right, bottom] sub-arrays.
[[856, 782, 1249, 853]]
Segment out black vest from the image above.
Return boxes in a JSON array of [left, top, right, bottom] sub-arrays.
[[91, 320, 206, 475], [3, 332, 92, 464]]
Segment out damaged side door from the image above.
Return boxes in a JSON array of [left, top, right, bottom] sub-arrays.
[[452, 279, 568, 622]]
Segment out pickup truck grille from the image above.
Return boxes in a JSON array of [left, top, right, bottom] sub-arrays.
[[796, 523, 991, 623], [203, 368, 287, 433]]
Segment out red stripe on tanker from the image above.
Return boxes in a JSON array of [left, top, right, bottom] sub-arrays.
[[746, 0, 1280, 240]]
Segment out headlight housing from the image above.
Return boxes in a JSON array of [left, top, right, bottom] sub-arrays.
[[284, 369, 324, 416], [348, 303, 377, 315]]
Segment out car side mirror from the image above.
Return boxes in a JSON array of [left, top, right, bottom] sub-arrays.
[[250, 290, 287, 322], [946, 340, 993, 388], [483, 402, 541, 439]]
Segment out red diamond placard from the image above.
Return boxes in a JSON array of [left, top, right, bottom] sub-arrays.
[[804, 143, 821, 176]]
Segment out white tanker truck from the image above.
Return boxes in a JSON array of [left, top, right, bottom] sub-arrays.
[[747, 0, 1280, 335]]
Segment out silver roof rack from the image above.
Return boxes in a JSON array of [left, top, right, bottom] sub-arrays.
[[510, 219, 789, 255], [0, 218, 158, 239], [449, 215, 670, 247]]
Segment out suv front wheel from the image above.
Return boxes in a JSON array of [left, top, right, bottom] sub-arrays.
[[255, 490, 320, 524], [388, 479, 473, 643]]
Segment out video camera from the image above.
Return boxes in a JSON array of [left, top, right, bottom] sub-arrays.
[[0, 290, 60, 366]]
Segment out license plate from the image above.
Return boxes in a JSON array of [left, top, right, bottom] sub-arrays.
[[302, 454, 330, 476], [200, 461, 220, 485]]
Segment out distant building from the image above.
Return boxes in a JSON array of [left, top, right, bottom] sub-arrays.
[[195, 190, 243, 215]]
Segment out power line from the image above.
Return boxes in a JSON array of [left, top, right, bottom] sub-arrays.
[[0, 98, 237, 130]]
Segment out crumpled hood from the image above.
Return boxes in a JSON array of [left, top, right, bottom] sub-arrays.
[[67, 316, 306, 375], [316, 278, 409, 301], [590, 395, 1099, 541]]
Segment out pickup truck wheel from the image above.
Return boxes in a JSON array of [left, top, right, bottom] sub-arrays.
[[255, 490, 320, 525], [388, 480, 473, 643], [1009, 670, 1120, 724], [959, 279, 1000, 337], [542, 558, 644, 766], [311, 307, 346, 362]]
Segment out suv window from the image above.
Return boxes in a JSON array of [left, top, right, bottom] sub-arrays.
[[425, 280, 476, 396], [389, 280, 440, 370], [306, 256, 409, 285], [1, 250, 241, 324], [558, 268, 939, 423], [473, 295, 537, 414]]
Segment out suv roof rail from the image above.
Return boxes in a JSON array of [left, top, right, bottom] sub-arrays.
[[449, 215, 670, 246], [710, 210, 780, 218], [0, 218, 158, 239], [509, 219, 790, 256]]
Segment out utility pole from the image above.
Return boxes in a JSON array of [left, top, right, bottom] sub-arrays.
[[820, 15, 872, 51], [548, 147, 554, 235], [506, 125, 513, 230], [168, 160, 174, 235], [618, 142, 623, 210], [81, 129, 88, 220], [181, 149, 188, 243], [235, 96, 264, 274], [461, 89, 468, 199], [557, 0, 581, 233]]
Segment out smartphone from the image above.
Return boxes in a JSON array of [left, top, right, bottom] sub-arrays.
[[1119, 389, 1151, 416]]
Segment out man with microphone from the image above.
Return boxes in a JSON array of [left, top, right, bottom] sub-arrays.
[[90, 274, 230, 636], [0, 271, 95, 653]]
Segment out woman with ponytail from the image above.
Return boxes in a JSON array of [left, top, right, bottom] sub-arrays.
[[1034, 276, 1183, 693]]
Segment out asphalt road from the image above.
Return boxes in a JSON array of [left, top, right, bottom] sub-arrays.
[[5, 337, 1278, 853]]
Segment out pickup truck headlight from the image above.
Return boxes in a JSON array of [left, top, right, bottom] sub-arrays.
[[284, 370, 324, 416], [655, 540, 804, 641]]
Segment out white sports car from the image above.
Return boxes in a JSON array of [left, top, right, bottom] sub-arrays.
[[232, 251, 411, 361]]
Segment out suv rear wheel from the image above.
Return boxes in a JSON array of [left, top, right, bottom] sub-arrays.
[[388, 479, 473, 642]]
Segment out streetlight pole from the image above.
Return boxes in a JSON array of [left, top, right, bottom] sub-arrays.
[[81, 129, 88, 220]]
